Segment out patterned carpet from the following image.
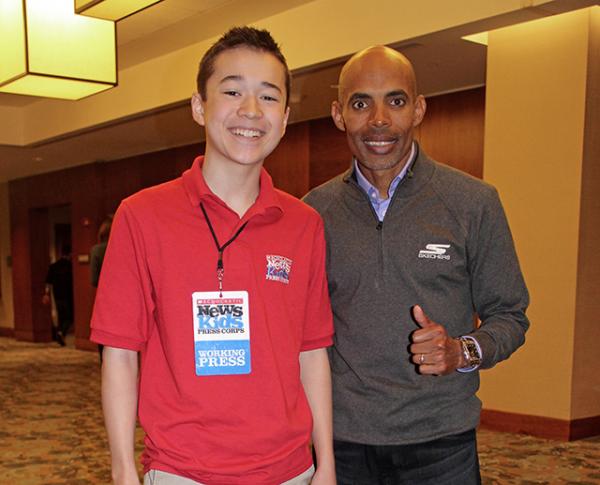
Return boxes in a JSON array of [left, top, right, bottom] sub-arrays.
[[1, 336, 599, 485]]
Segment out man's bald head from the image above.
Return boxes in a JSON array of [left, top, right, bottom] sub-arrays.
[[331, 45, 426, 181], [338, 46, 418, 103]]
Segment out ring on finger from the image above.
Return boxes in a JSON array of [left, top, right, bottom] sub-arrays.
[[419, 353, 425, 365]]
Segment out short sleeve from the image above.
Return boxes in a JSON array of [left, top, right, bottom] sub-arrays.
[[90, 202, 155, 351], [301, 215, 334, 351]]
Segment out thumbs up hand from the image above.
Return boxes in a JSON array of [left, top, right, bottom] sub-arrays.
[[410, 305, 465, 376]]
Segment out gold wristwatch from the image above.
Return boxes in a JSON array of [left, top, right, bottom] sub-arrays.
[[458, 336, 482, 369]]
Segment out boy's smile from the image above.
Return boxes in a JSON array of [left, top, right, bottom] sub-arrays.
[[230, 128, 264, 139], [192, 46, 290, 169]]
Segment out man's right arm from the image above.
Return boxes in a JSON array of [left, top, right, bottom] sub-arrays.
[[102, 346, 140, 485]]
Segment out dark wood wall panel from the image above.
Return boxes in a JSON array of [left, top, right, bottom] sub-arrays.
[[264, 123, 310, 198], [102, 158, 142, 216], [28, 208, 52, 342], [9, 87, 484, 349], [170, 143, 205, 179], [308, 117, 352, 190], [416, 87, 485, 179], [71, 165, 103, 348], [9, 180, 32, 341]]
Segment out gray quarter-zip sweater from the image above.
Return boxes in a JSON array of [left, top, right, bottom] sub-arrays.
[[303, 146, 529, 445]]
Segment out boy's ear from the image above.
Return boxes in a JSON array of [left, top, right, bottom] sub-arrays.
[[191, 93, 205, 126], [281, 106, 290, 136]]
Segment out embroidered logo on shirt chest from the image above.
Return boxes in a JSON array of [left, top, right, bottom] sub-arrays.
[[418, 244, 451, 260], [265, 255, 292, 284]]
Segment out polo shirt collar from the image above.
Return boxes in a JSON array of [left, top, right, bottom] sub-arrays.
[[182, 156, 283, 219]]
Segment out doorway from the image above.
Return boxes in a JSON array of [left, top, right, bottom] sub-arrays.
[[30, 205, 74, 345], [47, 205, 73, 346]]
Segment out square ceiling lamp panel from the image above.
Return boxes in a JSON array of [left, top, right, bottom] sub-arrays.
[[75, 0, 163, 21], [0, 0, 117, 100]]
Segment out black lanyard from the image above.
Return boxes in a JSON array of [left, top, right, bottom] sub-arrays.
[[200, 203, 248, 296]]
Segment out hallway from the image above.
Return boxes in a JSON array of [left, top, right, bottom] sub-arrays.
[[1, 336, 599, 484], [0, 337, 143, 483]]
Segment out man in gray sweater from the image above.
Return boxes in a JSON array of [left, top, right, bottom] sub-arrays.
[[303, 45, 529, 484]]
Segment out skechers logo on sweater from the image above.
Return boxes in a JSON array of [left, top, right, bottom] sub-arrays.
[[418, 244, 451, 260], [266, 255, 292, 284]]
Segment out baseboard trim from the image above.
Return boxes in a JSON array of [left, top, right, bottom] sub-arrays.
[[75, 337, 100, 352], [14, 330, 35, 341], [14, 330, 52, 342], [480, 409, 600, 441], [571, 415, 600, 440], [0, 327, 15, 338]]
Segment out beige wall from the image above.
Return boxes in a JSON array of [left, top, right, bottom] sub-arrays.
[[480, 8, 597, 420], [0, 182, 14, 330]]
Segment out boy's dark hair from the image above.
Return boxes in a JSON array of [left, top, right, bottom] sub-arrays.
[[196, 26, 291, 106]]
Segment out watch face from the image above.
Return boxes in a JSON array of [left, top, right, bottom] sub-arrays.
[[463, 339, 481, 365]]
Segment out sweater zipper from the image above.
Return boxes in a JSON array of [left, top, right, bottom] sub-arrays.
[[348, 184, 385, 288], [350, 171, 412, 288]]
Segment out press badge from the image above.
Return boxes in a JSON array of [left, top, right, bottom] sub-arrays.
[[192, 291, 251, 376]]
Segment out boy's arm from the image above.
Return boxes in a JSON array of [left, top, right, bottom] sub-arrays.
[[299, 348, 336, 484], [102, 346, 141, 485]]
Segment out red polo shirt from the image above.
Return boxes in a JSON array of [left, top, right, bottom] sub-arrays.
[[91, 157, 334, 484]]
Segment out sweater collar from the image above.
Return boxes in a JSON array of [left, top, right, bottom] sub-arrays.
[[342, 142, 436, 199]]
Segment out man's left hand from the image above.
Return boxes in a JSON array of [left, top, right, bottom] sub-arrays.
[[410, 305, 465, 375]]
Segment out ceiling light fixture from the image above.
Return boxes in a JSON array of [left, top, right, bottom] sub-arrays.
[[75, 0, 163, 21], [462, 32, 489, 46], [0, 0, 117, 100]]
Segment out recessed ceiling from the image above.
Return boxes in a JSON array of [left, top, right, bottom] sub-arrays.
[[0, 0, 597, 183]]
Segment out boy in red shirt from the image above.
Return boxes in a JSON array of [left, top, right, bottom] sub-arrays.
[[91, 27, 335, 485]]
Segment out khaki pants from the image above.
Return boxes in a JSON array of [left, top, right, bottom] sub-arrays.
[[143, 465, 315, 485]]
